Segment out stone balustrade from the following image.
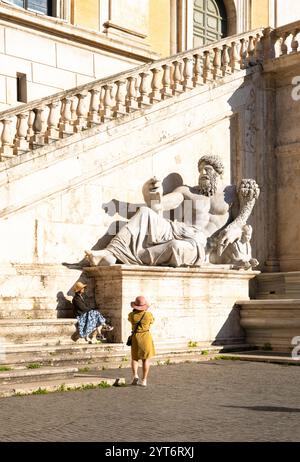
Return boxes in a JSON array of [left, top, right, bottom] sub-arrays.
[[268, 21, 300, 58], [0, 22, 299, 161]]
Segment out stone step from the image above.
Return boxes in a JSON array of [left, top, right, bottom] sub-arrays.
[[254, 272, 300, 299], [0, 318, 78, 344], [215, 351, 299, 365], [0, 366, 78, 384], [0, 342, 251, 374], [237, 299, 300, 351], [0, 375, 125, 398]]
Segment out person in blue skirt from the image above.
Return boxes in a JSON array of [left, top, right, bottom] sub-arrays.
[[72, 281, 113, 343]]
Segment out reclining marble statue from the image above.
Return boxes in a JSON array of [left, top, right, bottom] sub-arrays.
[[85, 155, 260, 268]]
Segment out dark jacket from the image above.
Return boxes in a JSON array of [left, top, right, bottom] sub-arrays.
[[72, 292, 91, 317]]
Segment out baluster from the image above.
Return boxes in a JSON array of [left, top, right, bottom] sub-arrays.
[[254, 33, 263, 62], [203, 50, 213, 83], [172, 60, 183, 95], [126, 76, 138, 112], [150, 68, 161, 103], [230, 41, 240, 72], [102, 84, 113, 122], [14, 113, 29, 154], [138, 72, 151, 107], [221, 44, 231, 76], [135, 75, 141, 100], [239, 38, 247, 69], [31, 107, 46, 146], [280, 33, 288, 55], [70, 96, 77, 123], [0, 118, 14, 158], [247, 35, 256, 65], [183, 56, 194, 90], [88, 88, 101, 126], [193, 53, 203, 86], [291, 29, 300, 53], [46, 101, 60, 142], [161, 64, 172, 99], [59, 97, 73, 136], [26, 110, 35, 141], [113, 79, 127, 116], [74, 93, 88, 131], [213, 47, 222, 79]]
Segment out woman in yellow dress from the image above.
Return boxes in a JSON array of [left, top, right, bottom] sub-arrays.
[[128, 295, 155, 387]]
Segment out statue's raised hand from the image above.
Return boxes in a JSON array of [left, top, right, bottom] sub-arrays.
[[142, 177, 163, 213]]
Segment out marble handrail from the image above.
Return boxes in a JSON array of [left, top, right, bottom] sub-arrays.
[[0, 22, 297, 160]]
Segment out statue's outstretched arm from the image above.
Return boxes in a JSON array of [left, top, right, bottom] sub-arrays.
[[142, 177, 184, 214], [217, 179, 260, 253]]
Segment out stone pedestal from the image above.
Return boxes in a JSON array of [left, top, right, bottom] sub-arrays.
[[84, 265, 258, 345]]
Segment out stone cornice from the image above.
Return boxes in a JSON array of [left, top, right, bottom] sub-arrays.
[[0, 2, 160, 62], [84, 265, 259, 280]]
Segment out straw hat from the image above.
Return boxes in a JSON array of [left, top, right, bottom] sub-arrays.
[[130, 295, 149, 311], [73, 281, 87, 293]]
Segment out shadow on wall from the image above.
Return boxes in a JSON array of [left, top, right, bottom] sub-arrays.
[[212, 304, 245, 346]]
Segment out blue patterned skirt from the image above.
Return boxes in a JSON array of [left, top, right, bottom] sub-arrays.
[[76, 310, 106, 337]]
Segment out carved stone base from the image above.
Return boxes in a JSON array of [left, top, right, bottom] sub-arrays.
[[84, 265, 258, 345]]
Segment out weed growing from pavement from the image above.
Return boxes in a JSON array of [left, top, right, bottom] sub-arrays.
[[121, 357, 129, 362], [188, 341, 198, 348], [78, 367, 90, 373], [0, 366, 12, 372], [262, 343, 273, 351], [32, 388, 48, 395], [214, 355, 241, 361], [201, 350, 209, 355], [26, 363, 42, 369], [12, 381, 113, 397]]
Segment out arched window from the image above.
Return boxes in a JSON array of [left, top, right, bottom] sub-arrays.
[[193, 0, 228, 47]]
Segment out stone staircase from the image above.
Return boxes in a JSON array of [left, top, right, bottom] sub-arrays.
[[1, 22, 300, 389], [238, 272, 300, 352], [0, 27, 265, 162], [0, 338, 251, 396]]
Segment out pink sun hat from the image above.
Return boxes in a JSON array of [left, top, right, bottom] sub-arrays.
[[130, 295, 150, 311]]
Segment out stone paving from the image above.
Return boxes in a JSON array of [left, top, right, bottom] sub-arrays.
[[0, 360, 300, 442]]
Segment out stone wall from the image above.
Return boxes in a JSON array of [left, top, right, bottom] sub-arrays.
[[0, 3, 157, 110]]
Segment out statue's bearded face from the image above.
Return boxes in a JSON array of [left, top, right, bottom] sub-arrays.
[[198, 163, 218, 196]]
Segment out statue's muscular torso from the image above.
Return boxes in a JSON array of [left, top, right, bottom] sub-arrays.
[[172, 185, 238, 237]]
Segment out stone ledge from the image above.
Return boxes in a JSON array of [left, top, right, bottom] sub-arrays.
[[85, 264, 259, 279]]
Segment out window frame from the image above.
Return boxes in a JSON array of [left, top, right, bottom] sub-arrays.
[[1, 0, 70, 20]]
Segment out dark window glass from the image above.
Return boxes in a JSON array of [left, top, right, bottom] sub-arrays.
[[7, 0, 53, 16], [27, 0, 49, 15], [16, 73, 27, 103], [7, 0, 24, 7]]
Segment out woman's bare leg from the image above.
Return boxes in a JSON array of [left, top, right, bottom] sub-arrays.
[[131, 359, 139, 383], [141, 359, 150, 385]]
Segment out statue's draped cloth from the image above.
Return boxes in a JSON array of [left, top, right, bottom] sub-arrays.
[[107, 207, 206, 266]]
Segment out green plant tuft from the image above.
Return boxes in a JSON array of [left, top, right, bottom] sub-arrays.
[[26, 363, 41, 369], [188, 341, 198, 348], [262, 343, 273, 351], [78, 367, 90, 373], [201, 350, 209, 355], [32, 387, 48, 395], [0, 366, 12, 372]]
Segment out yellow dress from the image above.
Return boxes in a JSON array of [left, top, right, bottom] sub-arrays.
[[128, 310, 155, 360]]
